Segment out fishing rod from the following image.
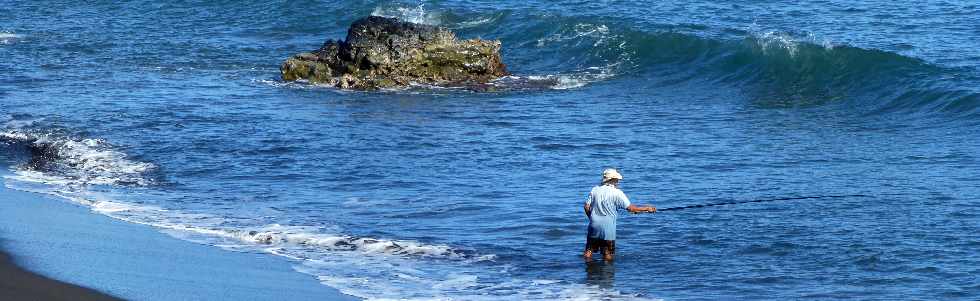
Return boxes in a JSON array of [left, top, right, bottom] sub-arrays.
[[648, 194, 871, 212]]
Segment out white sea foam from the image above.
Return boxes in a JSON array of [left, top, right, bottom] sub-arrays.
[[0, 32, 22, 44], [3, 165, 478, 260], [748, 28, 838, 58], [310, 267, 658, 301], [0, 129, 156, 186], [453, 14, 501, 29], [252, 78, 366, 94], [804, 32, 838, 50], [253, 78, 310, 89], [520, 23, 631, 90], [34, 191, 465, 259], [492, 63, 619, 90], [371, 3, 440, 25], [458, 17, 492, 27], [536, 23, 611, 47], [756, 31, 800, 57]]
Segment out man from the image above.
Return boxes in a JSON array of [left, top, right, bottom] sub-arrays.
[[583, 168, 656, 261]]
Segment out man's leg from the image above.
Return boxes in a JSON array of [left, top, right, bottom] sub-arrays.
[[602, 240, 616, 261], [584, 237, 595, 260]]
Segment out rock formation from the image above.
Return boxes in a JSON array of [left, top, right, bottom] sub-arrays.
[[280, 16, 508, 90]]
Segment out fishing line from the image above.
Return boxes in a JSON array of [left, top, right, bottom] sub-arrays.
[[650, 194, 871, 212]]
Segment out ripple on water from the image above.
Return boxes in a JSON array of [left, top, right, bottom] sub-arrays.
[[735, 241, 800, 257], [542, 228, 573, 239], [853, 252, 883, 271], [534, 143, 579, 151], [742, 275, 797, 285], [685, 234, 719, 246]]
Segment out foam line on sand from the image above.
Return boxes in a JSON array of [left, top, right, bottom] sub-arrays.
[[0, 182, 359, 301]]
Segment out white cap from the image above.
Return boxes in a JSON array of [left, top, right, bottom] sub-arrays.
[[602, 168, 623, 183]]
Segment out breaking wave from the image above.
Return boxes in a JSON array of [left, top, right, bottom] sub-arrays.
[[490, 15, 980, 115], [262, 2, 980, 115], [0, 127, 157, 187], [371, 2, 441, 26]]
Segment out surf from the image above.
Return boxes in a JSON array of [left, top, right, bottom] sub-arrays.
[[352, 7, 980, 117]]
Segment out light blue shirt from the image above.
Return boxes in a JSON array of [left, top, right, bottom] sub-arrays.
[[586, 184, 631, 240]]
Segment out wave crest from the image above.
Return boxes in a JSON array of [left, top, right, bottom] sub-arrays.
[[537, 22, 980, 115], [1, 128, 156, 187], [371, 3, 441, 25]]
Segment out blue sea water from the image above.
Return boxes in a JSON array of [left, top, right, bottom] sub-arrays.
[[2, 1, 980, 299]]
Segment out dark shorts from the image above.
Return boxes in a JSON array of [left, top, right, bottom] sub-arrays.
[[585, 236, 616, 255]]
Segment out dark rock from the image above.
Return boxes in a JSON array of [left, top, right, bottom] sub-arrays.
[[280, 16, 508, 90]]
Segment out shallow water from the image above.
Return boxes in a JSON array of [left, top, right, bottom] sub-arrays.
[[2, 1, 979, 300]]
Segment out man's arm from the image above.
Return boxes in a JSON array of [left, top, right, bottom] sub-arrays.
[[627, 204, 656, 213], [584, 192, 594, 218]]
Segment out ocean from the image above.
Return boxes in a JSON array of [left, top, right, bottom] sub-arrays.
[[2, 1, 979, 299]]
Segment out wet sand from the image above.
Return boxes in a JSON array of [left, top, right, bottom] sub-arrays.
[[0, 181, 358, 301]]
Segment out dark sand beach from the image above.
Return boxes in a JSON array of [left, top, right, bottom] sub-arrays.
[[1, 249, 122, 301]]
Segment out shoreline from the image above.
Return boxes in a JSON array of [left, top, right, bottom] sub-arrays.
[[0, 179, 359, 301]]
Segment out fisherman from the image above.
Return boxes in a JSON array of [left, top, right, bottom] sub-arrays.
[[583, 168, 656, 261]]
